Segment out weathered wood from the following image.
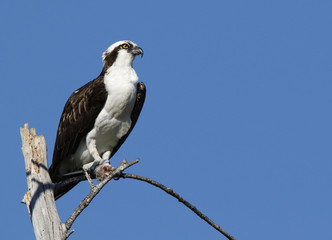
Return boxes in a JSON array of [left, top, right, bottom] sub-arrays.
[[21, 124, 66, 240]]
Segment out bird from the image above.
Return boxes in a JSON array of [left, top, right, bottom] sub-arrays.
[[49, 40, 146, 199]]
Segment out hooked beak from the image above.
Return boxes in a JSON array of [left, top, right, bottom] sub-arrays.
[[131, 46, 144, 58]]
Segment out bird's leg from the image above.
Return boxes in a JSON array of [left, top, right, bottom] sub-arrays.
[[83, 151, 114, 180], [100, 150, 115, 172], [83, 135, 109, 172], [83, 132, 115, 180], [102, 151, 111, 162], [82, 157, 109, 174]]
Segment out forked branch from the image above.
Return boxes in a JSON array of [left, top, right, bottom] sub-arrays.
[[55, 170, 237, 240], [64, 159, 140, 233]]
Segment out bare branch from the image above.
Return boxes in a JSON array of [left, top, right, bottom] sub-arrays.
[[64, 159, 140, 232], [55, 163, 236, 239], [120, 173, 237, 240], [66, 229, 75, 239]]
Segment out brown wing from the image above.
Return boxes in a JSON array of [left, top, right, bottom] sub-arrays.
[[111, 81, 146, 157], [49, 76, 108, 183]]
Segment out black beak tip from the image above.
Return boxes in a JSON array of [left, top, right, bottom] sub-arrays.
[[139, 47, 144, 58]]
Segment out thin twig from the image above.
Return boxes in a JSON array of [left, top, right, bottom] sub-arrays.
[[120, 173, 237, 240], [64, 159, 139, 233], [83, 168, 94, 188]]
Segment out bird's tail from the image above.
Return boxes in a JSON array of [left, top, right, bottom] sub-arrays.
[[53, 170, 85, 200]]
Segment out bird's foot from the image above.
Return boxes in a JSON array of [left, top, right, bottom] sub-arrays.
[[82, 159, 115, 181], [95, 163, 115, 180], [82, 159, 108, 173]]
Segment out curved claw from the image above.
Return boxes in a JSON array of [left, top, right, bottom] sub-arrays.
[[83, 159, 110, 173]]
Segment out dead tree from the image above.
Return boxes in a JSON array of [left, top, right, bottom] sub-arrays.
[[21, 124, 67, 240], [21, 124, 236, 240]]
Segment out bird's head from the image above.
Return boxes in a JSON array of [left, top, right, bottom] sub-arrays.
[[102, 40, 143, 72]]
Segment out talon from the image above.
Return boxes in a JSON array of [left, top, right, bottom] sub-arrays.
[[82, 159, 110, 174], [95, 163, 115, 180]]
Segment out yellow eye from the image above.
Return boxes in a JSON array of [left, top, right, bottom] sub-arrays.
[[122, 44, 129, 49]]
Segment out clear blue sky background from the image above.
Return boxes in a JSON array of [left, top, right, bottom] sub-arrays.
[[1, 1, 331, 239]]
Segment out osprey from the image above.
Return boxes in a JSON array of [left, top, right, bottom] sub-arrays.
[[49, 40, 145, 199]]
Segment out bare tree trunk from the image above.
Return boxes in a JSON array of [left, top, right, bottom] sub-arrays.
[[21, 124, 66, 240]]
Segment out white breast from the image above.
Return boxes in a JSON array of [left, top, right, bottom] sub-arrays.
[[95, 66, 138, 152]]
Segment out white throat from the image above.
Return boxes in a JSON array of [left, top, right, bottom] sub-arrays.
[[104, 50, 138, 86], [103, 52, 139, 114], [104, 64, 138, 88], [113, 50, 135, 68]]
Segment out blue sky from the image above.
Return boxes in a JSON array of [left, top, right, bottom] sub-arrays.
[[1, 1, 331, 239]]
